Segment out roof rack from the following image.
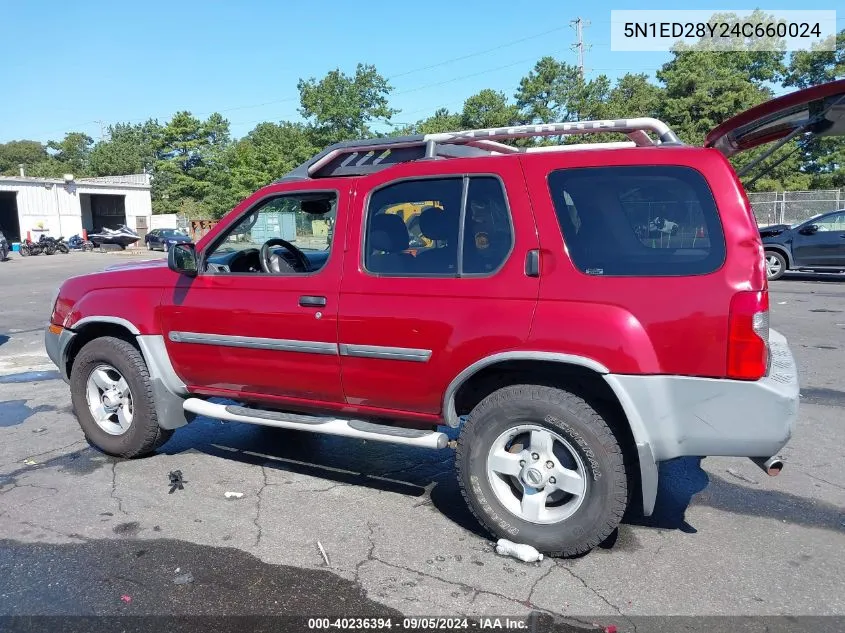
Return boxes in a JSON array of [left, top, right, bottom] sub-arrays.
[[277, 117, 682, 182]]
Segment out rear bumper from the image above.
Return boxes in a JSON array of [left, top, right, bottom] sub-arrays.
[[606, 328, 798, 462]]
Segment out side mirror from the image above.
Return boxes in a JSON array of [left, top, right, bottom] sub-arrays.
[[168, 243, 198, 277], [799, 224, 819, 235]]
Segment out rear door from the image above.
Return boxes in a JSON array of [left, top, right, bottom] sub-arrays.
[[706, 79, 845, 157], [337, 157, 539, 417]]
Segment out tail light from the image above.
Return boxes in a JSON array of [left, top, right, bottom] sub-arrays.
[[727, 290, 769, 380]]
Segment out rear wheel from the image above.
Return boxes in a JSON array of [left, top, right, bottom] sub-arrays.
[[57, 243, 69, 254], [70, 336, 173, 458], [456, 385, 627, 557], [765, 250, 787, 281]]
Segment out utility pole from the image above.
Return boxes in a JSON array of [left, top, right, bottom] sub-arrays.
[[94, 120, 110, 141], [570, 17, 590, 81]]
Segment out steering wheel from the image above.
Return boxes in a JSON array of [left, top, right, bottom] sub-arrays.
[[260, 238, 310, 274]]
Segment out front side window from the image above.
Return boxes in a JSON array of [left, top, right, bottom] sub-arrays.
[[364, 176, 513, 276], [811, 212, 845, 231], [205, 192, 336, 274], [548, 166, 726, 277]]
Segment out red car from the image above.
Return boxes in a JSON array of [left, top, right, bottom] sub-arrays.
[[46, 79, 844, 556]]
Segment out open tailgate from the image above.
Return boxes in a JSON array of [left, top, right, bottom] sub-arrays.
[[705, 79, 845, 157]]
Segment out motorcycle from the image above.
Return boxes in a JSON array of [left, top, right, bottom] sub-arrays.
[[39, 234, 69, 254], [19, 238, 45, 256], [67, 234, 94, 252]]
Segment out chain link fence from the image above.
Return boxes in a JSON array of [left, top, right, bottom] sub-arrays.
[[748, 190, 844, 227]]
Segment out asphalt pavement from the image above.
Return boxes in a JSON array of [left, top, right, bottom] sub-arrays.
[[1, 252, 843, 632]]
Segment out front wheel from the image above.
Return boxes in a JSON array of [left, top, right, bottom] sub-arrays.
[[456, 385, 627, 557], [70, 336, 173, 458], [19, 245, 30, 257], [765, 251, 787, 281]]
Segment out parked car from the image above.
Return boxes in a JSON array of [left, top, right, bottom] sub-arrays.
[[0, 229, 8, 261], [45, 79, 845, 557], [760, 209, 845, 280], [145, 228, 192, 252]]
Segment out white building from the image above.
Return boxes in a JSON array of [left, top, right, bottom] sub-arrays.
[[0, 173, 153, 244]]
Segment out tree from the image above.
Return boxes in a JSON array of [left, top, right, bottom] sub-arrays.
[[89, 120, 162, 177], [397, 108, 463, 136], [0, 140, 49, 175], [781, 30, 845, 189], [47, 132, 93, 175], [298, 63, 398, 146], [460, 89, 521, 129], [153, 111, 233, 215], [606, 73, 664, 119], [215, 121, 317, 217]]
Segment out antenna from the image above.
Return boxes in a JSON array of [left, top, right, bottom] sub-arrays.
[[570, 17, 591, 81]]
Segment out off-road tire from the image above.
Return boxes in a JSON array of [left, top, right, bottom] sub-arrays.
[[70, 336, 173, 458], [456, 384, 627, 557]]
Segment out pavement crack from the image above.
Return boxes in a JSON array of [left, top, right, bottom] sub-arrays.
[[370, 555, 559, 615], [18, 520, 87, 542], [558, 562, 636, 630], [24, 440, 88, 462], [527, 563, 555, 605], [111, 462, 128, 516], [253, 464, 268, 548], [804, 472, 845, 491], [353, 522, 378, 583]]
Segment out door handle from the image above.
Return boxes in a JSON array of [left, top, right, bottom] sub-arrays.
[[299, 295, 327, 307], [525, 249, 540, 277]]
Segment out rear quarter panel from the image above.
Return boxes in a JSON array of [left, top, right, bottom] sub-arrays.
[[523, 147, 766, 377]]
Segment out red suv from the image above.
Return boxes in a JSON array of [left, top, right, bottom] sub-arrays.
[[46, 80, 843, 556]]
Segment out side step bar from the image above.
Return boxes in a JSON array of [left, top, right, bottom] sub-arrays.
[[183, 398, 448, 449]]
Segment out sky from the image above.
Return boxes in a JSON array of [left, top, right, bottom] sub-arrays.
[[0, 0, 840, 144]]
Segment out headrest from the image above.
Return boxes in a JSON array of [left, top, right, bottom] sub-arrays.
[[369, 213, 409, 253], [419, 206, 457, 242]]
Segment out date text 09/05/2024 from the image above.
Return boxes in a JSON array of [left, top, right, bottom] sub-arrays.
[[307, 617, 531, 630]]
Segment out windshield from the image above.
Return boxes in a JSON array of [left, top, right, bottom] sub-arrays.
[[160, 229, 186, 238]]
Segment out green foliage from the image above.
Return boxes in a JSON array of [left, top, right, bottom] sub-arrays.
[[89, 120, 162, 177], [0, 140, 49, 175], [298, 63, 398, 146], [8, 33, 843, 219]]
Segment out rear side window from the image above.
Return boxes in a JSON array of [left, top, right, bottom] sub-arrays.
[[548, 166, 725, 277], [364, 176, 513, 276]]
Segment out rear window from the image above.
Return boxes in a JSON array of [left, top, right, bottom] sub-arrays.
[[548, 166, 726, 277]]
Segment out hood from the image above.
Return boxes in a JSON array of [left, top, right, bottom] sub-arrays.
[[104, 258, 170, 272], [758, 224, 790, 238]]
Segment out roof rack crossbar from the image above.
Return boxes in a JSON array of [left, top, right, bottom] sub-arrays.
[[424, 117, 680, 145]]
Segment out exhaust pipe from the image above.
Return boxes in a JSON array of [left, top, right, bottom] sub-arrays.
[[751, 456, 784, 476]]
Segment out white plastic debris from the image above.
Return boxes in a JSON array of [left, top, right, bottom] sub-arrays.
[[317, 541, 330, 566], [495, 538, 544, 562], [224, 491, 244, 499], [174, 572, 194, 585]]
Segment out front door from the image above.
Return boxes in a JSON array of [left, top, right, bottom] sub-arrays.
[[337, 157, 540, 417], [158, 183, 349, 406], [792, 212, 845, 267]]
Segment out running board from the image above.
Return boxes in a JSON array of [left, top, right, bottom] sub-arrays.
[[183, 398, 448, 449]]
